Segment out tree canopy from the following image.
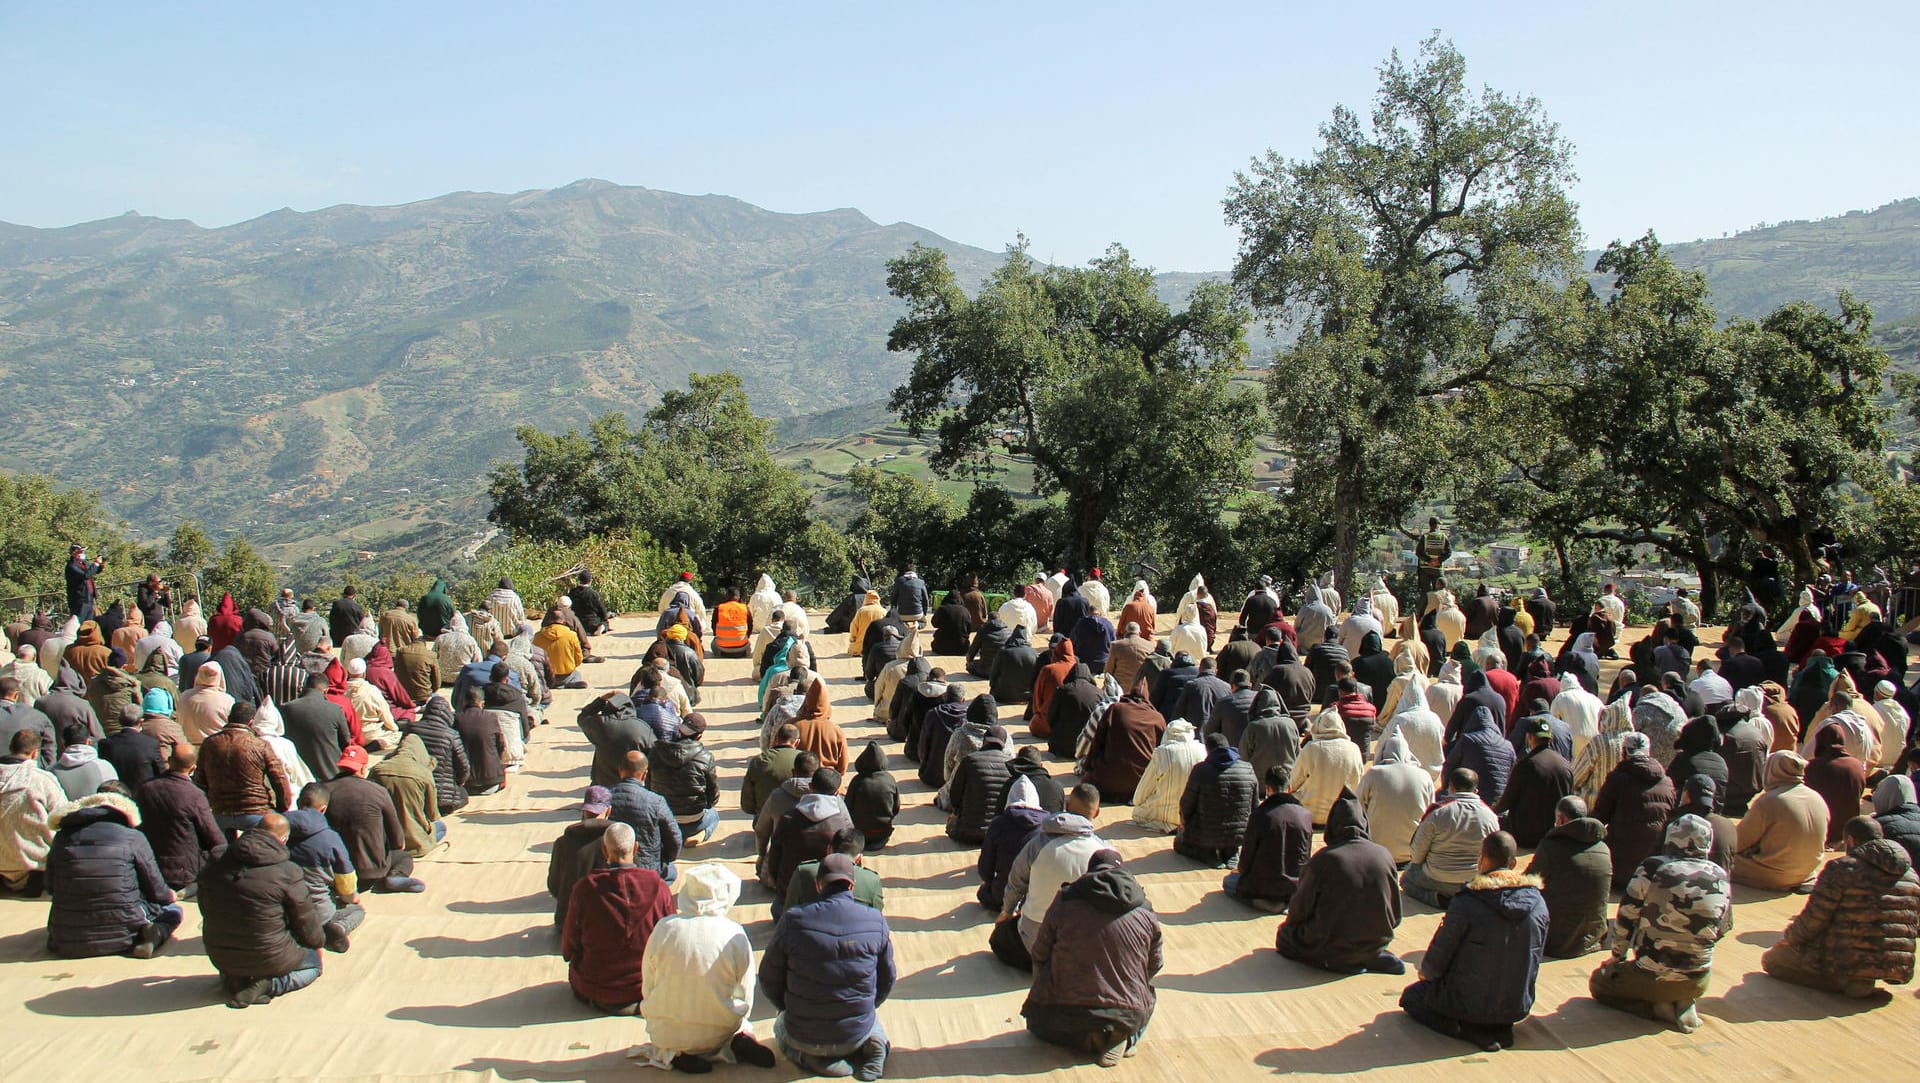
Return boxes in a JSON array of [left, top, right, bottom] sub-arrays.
[[1225, 33, 1580, 593], [886, 238, 1259, 568], [487, 371, 847, 594]]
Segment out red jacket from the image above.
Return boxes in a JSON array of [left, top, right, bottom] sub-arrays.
[[561, 864, 676, 1005]]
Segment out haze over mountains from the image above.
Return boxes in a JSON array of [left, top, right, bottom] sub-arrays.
[[0, 180, 1914, 579]]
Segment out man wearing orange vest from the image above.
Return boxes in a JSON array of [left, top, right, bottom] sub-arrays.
[[713, 589, 752, 658]]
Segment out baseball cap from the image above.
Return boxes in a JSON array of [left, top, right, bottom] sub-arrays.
[[678, 715, 708, 739], [816, 853, 857, 887], [1529, 717, 1553, 739], [337, 746, 370, 772], [581, 785, 613, 815]]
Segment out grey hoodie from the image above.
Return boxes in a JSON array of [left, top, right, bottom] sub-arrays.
[[51, 744, 117, 801], [1002, 811, 1107, 945]]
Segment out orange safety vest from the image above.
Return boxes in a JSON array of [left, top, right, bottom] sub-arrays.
[[714, 601, 751, 650]]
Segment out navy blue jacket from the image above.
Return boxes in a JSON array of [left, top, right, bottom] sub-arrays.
[[1415, 871, 1550, 1025], [762, 887, 895, 1048], [1443, 705, 1516, 805], [45, 800, 173, 957]]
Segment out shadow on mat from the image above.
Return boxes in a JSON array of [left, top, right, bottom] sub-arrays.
[[1702, 971, 1894, 1022], [390, 982, 584, 1027], [1157, 950, 1349, 995], [1256, 1009, 1473, 1074], [408, 926, 553, 959], [457, 1053, 637, 1082], [881, 1034, 1082, 1079], [893, 950, 1027, 999], [1734, 929, 1784, 948], [447, 892, 559, 915], [883, 900, 991, 933], [0, 927, 50, 962], [457, 809, 570, 826], [26, 973, 214, 1016]]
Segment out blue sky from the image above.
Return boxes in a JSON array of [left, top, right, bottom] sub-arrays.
[[3, 2, 1915, 271]]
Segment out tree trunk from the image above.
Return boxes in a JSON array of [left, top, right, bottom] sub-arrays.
[[1552, 536, 1579, 603], [1688, 533, 1720, 623], [1331, 434, 1361, 595], [1782, 533, 1817, 591]]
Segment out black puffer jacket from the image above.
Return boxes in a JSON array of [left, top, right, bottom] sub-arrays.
[[965, 619, 1012, 679], [402, 696, 470, 814], [846, 742, 900, 844], [988, 628, 1041, 704], [197, 828, 326, 978], [1005, 746, 1066, 812], [45, 795, 173, 958], [863, 630, 903, 697], [646, 737, 719, 820], [1177, 745, 1259, 854], [578, 693, 655, 789], [947, 742, 1014, 844]]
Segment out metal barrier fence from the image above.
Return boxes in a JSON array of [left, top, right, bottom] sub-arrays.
[[0, 572, 202, 622]]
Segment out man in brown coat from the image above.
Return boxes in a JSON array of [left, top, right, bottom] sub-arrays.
[[1080, 682, 1166, 806], [1104, 625, 1154, 694], [195, 701, 292, 834], [1762, 816, 1920, 997]]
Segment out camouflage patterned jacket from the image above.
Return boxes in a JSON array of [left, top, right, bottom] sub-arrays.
[[1611, 816, 1733, 980]]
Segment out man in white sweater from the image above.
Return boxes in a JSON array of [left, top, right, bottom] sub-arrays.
[[633, 863, 777, 1073]]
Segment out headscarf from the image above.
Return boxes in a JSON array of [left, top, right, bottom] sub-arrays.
[[1764, 750, 1807, 789]]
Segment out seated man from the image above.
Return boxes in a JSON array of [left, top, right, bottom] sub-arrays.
[[609, 750, 683, 883], [1588, 814, 1732, 1033], [135, 743, 224, 897], [44, 790, 180, 958], [1227, 765, 1313, 912], [1403, 768, 1498, 908], [0, 728, 70, 896], [784, 827, 885, 917], [1175, 733, 1259, 868], [1762, 815, 1920, 997], [1023, 849, 1162, 1067], [368, 732, 446, 856], [548, 785, 614, 926], [562, 822, 677, 1015], [998, 784, 1107, 971], [632, 863, 777, 1073], [1399, 831, 1549, 1051], [1524, 795, 1613, 958], [285, 783, 363, 952], [761, 854, 895, 1081], [764, 768, 852, 900], [198, 813, 329, 1008], [326, 746, 425, 893], [1277, 790, 1403, 972], [978, 777, 1050, 912], [647, 715, 721, 847], [197, 701, 293, 835]]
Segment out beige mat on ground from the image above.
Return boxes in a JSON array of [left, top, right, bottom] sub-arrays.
[[1, 614, 1910, 1082]]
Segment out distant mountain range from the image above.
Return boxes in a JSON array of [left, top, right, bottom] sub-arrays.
[[0, 181, 1913, 581]]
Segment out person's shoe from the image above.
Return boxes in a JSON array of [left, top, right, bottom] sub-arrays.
[[128, 922, 170, 959], [730, 1033, 776, 1068], [669, 1054, 713, 1074], [226, 978, 273, 1009], [1365, 951, 1407, 975], [381, 876, 427, 893], [1096, 1044, 1125, 1068], [324, 921, 351, 954], [850, 1036, 887, 1082], [814, 1058, 854, 1078]]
